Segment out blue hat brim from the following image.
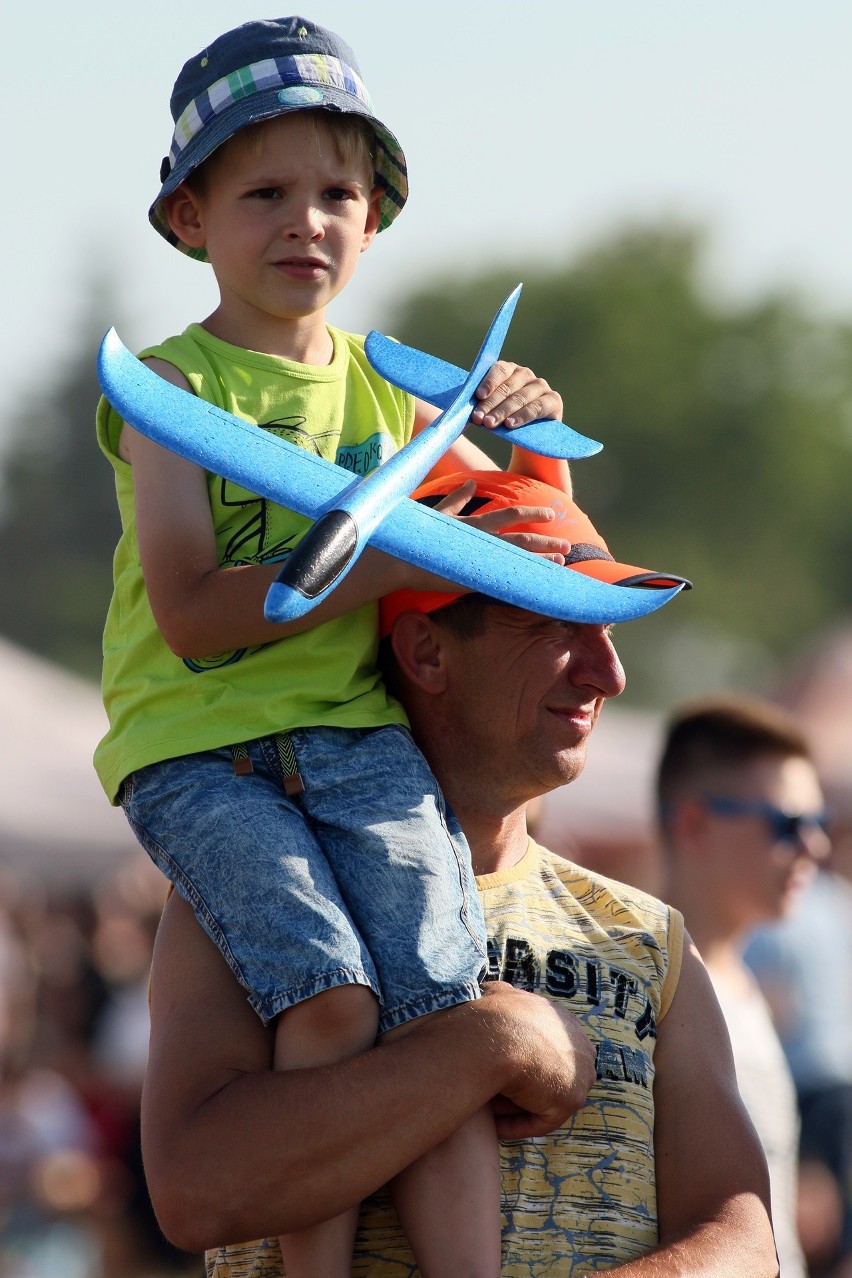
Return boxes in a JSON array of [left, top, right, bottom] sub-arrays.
[[149, 87, 407, 257]]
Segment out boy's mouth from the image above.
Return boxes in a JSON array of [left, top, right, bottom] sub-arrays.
[[274, 256, 328, 278]]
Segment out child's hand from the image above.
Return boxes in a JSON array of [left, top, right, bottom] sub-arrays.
[[435, 480, 570, 564], [469, 362, 562, 431]]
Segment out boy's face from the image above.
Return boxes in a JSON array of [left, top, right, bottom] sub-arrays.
[[165, 114, 381, 342]]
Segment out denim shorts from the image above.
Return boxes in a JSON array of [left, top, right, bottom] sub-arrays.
[[121, 724, 487, 1031]]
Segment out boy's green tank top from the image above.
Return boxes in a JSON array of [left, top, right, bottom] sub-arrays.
[[95, 323, 414, 803]]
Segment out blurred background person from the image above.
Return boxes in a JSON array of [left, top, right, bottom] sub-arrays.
[[656, 694, 831, 1278], [745, 847, 852, 1278]]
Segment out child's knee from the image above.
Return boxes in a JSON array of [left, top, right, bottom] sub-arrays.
[[274, 983, 379, 1068]]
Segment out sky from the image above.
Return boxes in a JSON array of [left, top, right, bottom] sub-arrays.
[[3, 0, 851, 441]]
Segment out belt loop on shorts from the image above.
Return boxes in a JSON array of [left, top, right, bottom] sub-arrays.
[[275, 731, 305, 797], [230, 734, 305, 795], [230, 742, 254, 776]]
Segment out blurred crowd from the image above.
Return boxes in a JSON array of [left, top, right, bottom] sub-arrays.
[[0, 852, 201, 1277], [1, 789, 850, 1276]]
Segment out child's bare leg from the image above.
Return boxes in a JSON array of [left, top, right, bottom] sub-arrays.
[[384, 1014, 502, 1278], [274, 983, 379, 1278]]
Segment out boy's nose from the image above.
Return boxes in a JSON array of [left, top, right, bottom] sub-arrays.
[[285, 204, 324, 240]]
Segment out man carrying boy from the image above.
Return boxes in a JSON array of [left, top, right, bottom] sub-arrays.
[[141, 474, 779, 1276]]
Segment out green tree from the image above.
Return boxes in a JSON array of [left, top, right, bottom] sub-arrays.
[[3, 228, 851, 708], [388, 227, 852, 705], [0, 287, 121, 677]]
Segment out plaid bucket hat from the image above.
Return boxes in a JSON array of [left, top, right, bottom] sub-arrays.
[[149, 15, 408, 257], [380, 471, 692, 638]]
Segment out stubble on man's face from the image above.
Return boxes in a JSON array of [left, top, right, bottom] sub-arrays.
[[440, 607, 625, 808]]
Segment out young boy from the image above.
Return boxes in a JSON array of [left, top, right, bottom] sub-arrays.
[[96, 16, 572, 1276]]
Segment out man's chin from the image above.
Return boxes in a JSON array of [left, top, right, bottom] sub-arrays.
[[539, 746, 589, 794]]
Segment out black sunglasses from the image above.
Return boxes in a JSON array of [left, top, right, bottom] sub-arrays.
[[703, 795, 830, 846]]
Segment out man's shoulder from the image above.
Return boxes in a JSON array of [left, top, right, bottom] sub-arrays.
[[535, 841, 672, 927], [480, 840, 682, 994]]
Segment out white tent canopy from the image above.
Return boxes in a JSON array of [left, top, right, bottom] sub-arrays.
[[11, 626, 848, 893], [1, 636, 659, 889], [0, 638, 138, 886]]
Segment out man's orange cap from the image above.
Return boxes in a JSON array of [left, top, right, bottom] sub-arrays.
[[379, 471, 690, 639]]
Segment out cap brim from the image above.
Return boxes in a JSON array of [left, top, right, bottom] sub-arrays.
[[378, 566, 689, 640], [378, 471, 690, 638], [570, 559, 692, 590]]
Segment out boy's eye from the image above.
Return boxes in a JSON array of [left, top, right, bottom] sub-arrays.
[[248, 187, 281, 200], [325, 186, 355, 202]]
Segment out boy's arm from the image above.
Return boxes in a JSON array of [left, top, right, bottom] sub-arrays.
[[124, 411, 413, 656], [125, 360, 527, 658], [143, 893, 597, 1252], [605, 937, 778, 1276], [122, 360, 409, 654]]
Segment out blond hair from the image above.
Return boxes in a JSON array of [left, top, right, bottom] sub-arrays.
[[186, 109, 376, 196]]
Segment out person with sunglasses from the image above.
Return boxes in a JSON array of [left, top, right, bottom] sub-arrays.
[[656, 694, 832, 1278]]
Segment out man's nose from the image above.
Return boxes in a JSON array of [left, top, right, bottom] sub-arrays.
[[573, 627, 626, 700]]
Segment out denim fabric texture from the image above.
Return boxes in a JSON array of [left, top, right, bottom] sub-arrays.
[[122, 725, 486, 1030]]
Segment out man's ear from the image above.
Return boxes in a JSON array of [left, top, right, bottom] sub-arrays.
[[668, 794, 711, 853], [390, 612, 449, 694], [162, 184, 207, 251]]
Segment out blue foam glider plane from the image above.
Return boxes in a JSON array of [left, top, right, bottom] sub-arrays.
[[253, 285, 601, 618], [96, 286, 683, 626]]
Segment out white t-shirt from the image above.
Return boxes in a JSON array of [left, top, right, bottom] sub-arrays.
[[711, 965, 805, 1278]]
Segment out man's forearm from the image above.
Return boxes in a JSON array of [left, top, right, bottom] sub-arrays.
[[603, 1199, 779, 1276], [143, 897, 595, 1252], [146, 997, 510, 1249]]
